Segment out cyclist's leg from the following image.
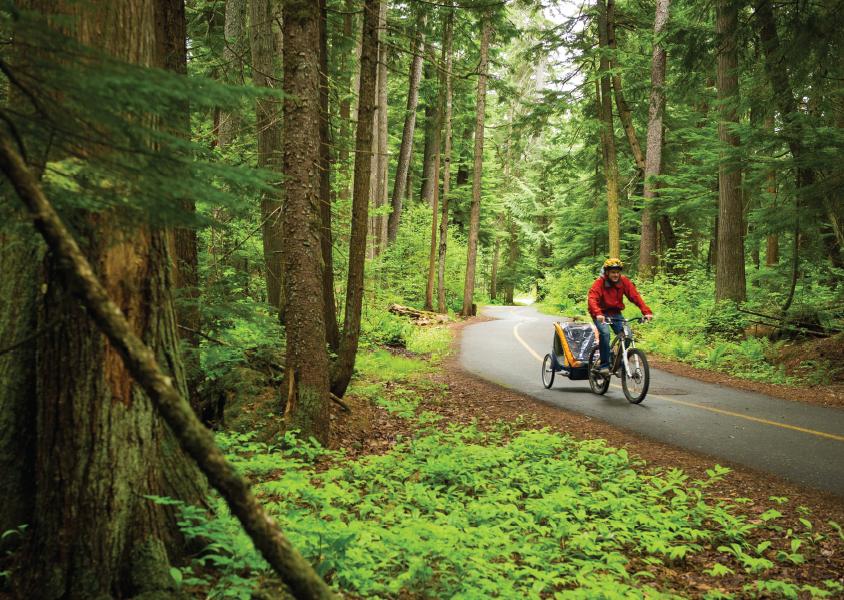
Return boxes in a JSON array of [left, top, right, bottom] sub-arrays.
[[593, 318, 611, 368]]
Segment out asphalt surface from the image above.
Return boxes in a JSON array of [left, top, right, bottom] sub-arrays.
[[460, 305, 844, 498]]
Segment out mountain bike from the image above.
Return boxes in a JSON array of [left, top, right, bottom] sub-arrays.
[[587, 316, 650, 403]]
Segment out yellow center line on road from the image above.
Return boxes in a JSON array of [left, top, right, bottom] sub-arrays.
[[512, 322, 844, 443]]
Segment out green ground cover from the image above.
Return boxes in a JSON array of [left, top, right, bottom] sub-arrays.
[[159, 324, 843, 599]]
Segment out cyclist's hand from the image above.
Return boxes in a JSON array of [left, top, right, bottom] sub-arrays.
[[644, 314, 653, 322], [597, 315, 606, 324]]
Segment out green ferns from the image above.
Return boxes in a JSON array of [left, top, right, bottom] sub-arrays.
[[163, 428, 841, 599]]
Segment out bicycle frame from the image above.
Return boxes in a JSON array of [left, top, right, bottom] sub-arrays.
[[606, 318, 639, 378]]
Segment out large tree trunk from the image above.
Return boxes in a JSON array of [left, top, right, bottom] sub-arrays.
[[282, 0, 331, 443], [331, 0, 380, 398], [386, 11, 425, 244], [638, 0, 670, 278], [3, 3, 206, 597], [436, 7, 454, 314], [318, 0, 340, 352], [218, 0, 246, 149], [597, 0, 621, 258], [461, 13, 491, 316], [715, 0, 746, 302], [249, 0, 285, 318]]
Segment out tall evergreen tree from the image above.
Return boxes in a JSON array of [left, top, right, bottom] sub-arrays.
[[282, 0, 331, 443]]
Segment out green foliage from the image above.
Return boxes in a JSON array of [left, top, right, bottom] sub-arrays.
[[167, 425, 832, 599]]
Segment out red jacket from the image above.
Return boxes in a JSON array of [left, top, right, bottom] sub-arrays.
[[587, 275, 652, 318]]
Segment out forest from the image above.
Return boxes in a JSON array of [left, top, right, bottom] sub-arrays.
[[0, 0, 842, 598]]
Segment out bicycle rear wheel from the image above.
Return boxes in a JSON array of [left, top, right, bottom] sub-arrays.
[[621, 348, 649, 404], [542, 354, 555, 389], [588, 347, 609, 395]]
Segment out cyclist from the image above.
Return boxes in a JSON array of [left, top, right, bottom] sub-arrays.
[[587, 258, 653, 376]]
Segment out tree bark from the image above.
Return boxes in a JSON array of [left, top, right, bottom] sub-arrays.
[[436, 7, 454, 313], [764, 114, 779, 265], [597, 0, 621, 258], [3, 3, 206, 597], [715, 0, 746, 302], [318, 0, 340, 352], [218, 0, 247, 149], [249, 0, 285, 317], [0, 130, 338, 600], [283, 0, 331, 443], [461, 13, 491, 316], [638, 0, 670, 278], [424, 40, 447, 310], [386, 11, 425, 244], [155, 0, 203, 411], [331, 0, 380, 398], [372, 0, 389, 256], [419, 61, 440, 208]]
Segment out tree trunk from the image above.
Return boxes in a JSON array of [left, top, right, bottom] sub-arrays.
[[339, 0, 354, 206], [755, 0, 817, 292], [461, 13, 491, 316], [423, 49, 445, 310], [419, 62, 440, 207], [318, 0, 340, 352], [715, 0, 746, 302], [249, 0, 285, 318], [373, 0, 389, 256], [218, 0, 246, 149], [638, 0, 670, 278], [387, 11, 425, 244], [436, 7, 454, 314], [597, 0, 621, 258], [490, 231, 500, 301], [331, 0, 379, 398], [764, 114, 779, 266], [607, 0, 645, 174], [283, 0, 331, 443], [156, 0, 203, 411], [4, 3, 206, 597]]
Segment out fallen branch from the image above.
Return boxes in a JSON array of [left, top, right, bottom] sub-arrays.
[[0, 132, 337, 600], [388, 303, 449, 326], [330, 393, 351, 413]]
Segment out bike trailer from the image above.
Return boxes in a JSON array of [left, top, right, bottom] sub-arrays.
[[550, 322, 598, 380]]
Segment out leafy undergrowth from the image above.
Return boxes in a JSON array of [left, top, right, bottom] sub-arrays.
[[168, 325, 844, 599]]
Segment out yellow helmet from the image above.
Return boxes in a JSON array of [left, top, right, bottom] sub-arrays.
[[603, 257, 624, 270]]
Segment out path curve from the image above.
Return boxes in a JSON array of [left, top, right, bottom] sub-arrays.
[[460, 305, 844, 498]]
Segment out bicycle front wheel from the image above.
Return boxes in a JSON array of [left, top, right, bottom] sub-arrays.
[[542, 354, 556, 389], [622, 348, 649, 404], [588, 346, 609, 395]]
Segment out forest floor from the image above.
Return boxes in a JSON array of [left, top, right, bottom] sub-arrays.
[[325, 317, 844, 598]]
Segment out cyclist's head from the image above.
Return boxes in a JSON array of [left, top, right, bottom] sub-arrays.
[[602, 257, 623, 277]]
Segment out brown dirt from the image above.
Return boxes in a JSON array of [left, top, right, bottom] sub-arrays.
[[326, 317, 844, 598]]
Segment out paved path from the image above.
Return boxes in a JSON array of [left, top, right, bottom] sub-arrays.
[[460, 305, 844, 498]]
